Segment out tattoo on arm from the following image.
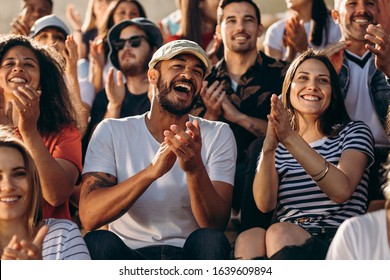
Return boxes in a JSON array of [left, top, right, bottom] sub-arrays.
[[248, 122, 265, 138], [81, 172, 117, 198]]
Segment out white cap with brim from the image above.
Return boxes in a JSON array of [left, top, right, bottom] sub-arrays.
[[29, 14, 70, 38], [148, 40, 211, 75]]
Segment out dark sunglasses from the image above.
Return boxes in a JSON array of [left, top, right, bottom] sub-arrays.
[[113, 35, 148, 50]]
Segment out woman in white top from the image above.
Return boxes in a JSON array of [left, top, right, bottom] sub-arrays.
[[326, 157, 390, 260], [264, 0, 341, 62], [0, 126, 90, 260]]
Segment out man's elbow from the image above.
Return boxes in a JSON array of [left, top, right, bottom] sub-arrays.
[[79, 208, 101, 232]]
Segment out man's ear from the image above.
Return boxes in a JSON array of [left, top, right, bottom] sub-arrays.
[[148, 68, 159, 85], [331, 9, 340, 24], [257, 24, 263, 38], [216, 25, 222, 41]]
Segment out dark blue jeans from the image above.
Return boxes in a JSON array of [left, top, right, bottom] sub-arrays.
[[84, 228, 231, 260]]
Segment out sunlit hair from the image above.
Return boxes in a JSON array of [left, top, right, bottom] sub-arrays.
[[281, 49, 351, 137], [0, 34, 77, 136], [217, 0, 261, 25], [82, 0, 115, 32], [0, 125, 42, 237]]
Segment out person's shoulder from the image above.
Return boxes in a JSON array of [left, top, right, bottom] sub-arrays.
[[191, 115, 232, 133], [266, 18, 287, 33], [101, 113, 146, 125], [343, 120, 371, 132], [191, 115, 228, 127], [341, 209, 385, 230], [257, 51, 288, 69], [44, 218, 79, 231], [337, 120, 373, 140]]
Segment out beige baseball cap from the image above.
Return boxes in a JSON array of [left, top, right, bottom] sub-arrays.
[[148, 40, 211, 75]]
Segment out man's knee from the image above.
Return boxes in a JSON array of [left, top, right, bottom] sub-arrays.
[[183, 228, 231, 259], [84, 230, 127, 260]]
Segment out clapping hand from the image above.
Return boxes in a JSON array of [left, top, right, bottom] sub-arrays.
[[365, 24, 390, 77], [163, 120, 203, 173], [200, 80, 225, 120], [1, 225, 48, 260]]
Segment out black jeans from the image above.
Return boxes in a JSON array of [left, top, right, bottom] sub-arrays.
[[84, 228, 231, 260], [239, 137, 274, 231], [269, 227, 338, 260]]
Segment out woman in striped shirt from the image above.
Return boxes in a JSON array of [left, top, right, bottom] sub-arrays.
[[0, 126, 90, 260], [234, 50, 374, 260]]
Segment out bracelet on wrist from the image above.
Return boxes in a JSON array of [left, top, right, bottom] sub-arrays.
[[311, 160, 328, 178], [312, 161, 330, 182]]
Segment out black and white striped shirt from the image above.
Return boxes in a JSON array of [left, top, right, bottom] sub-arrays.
[[42, 219, 90, 260], [274, 121, 374, 229]]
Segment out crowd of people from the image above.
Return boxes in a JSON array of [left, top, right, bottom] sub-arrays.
[[0, 0, 389, 260]]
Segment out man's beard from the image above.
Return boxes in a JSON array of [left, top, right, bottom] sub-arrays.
[[156, 76, 198, 116], [120, 51, 151, 76]]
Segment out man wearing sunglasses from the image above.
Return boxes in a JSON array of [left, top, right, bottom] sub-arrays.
[[80, 40, 236, 260], [84, 18, 163, 151]]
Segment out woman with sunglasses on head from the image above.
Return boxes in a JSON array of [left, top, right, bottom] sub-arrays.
[[0, 126, 90, 260], [233, 50, 374, 260], [0, 34, 82, 221]]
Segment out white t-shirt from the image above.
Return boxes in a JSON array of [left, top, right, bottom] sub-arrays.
[[326, 209, 390, 260], [344, 50, 389, 147], [264, 14, 341, 60], [83, 113, 237, 249]]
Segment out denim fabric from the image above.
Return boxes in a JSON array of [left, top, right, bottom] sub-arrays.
[[84, 228, 231, 260], [339, 57, 390, 126], [182, 228, 231, 260]]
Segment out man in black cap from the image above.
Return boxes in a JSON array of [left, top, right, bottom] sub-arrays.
[[84, 17, 163, 147]]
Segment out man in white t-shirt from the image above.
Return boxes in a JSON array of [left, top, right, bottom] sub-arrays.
[[79, 40, 237, 260], [330, 0, 390, 205]]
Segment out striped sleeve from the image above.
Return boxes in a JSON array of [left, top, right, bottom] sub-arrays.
[[42, 219, 91, 260], [340, 121, 374, 168]]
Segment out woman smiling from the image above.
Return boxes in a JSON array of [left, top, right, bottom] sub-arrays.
[[234, 50, 374, 260], [0, 35, 82, 220]]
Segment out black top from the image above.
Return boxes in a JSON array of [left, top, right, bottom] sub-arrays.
[[82, 84, 150, 160]]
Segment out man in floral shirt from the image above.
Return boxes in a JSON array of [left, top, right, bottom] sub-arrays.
[[191, 0, 287, 230]]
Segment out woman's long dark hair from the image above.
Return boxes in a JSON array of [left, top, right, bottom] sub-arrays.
[[181, 0, 202, 45], [310, 0, 331, 46], [0, 35, 77, 137], [281, 49, 351, 137]]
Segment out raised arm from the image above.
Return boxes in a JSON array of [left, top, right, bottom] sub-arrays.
[[253, 120, 279, 213], [13, 86, 80, 207], [365, 24, 390, 77], [269, 95, 370, 204], [221, 96, 268, 138]]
